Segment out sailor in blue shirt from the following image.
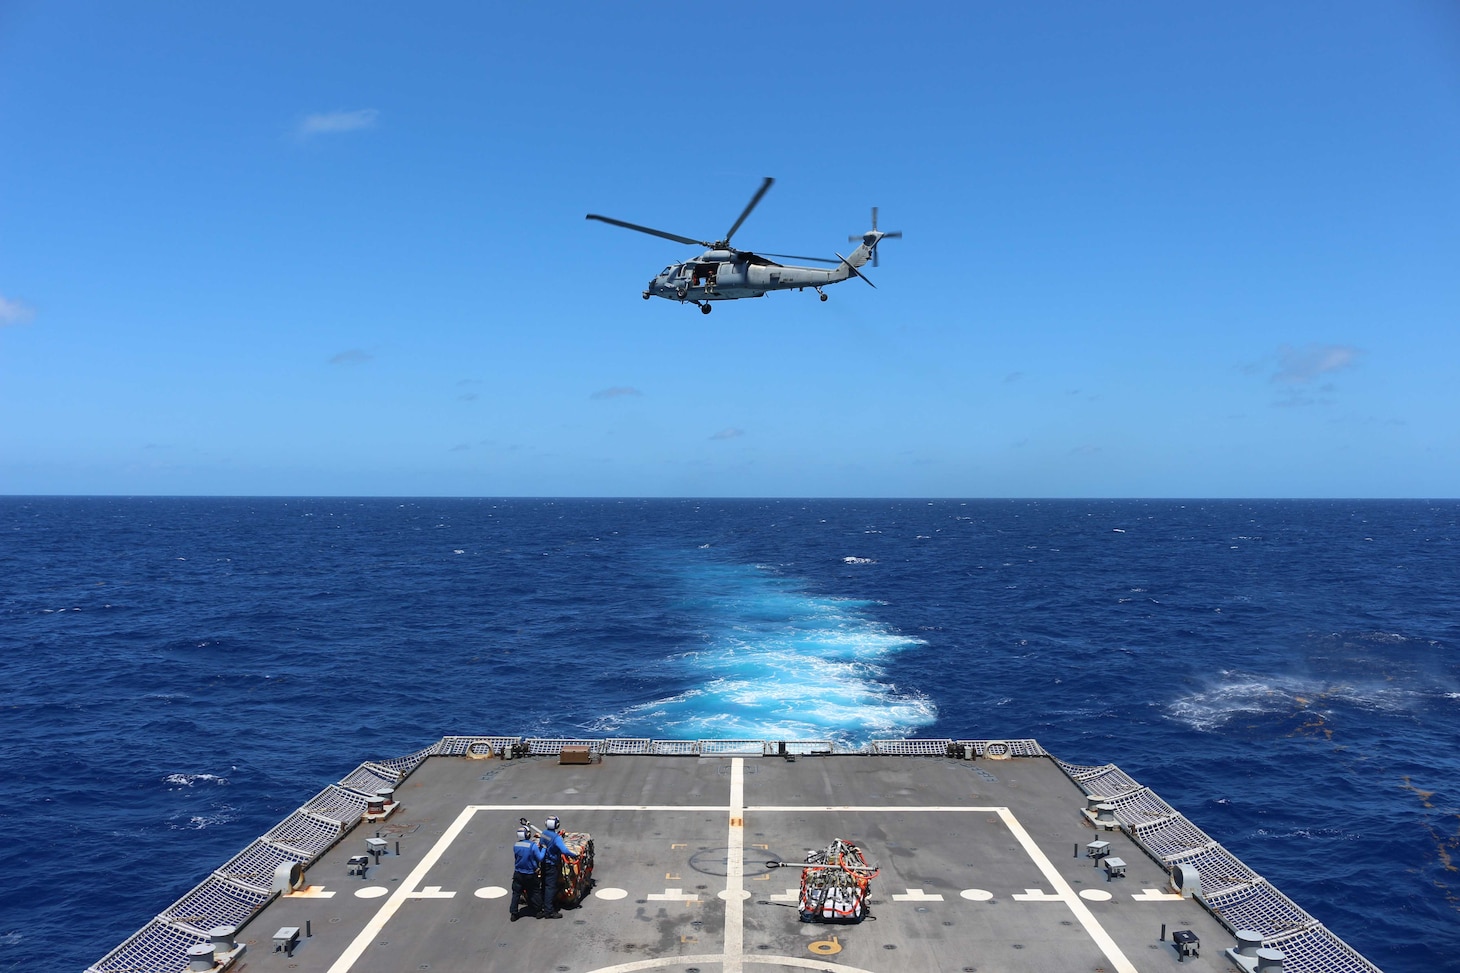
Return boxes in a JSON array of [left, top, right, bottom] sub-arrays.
[[537, 814, 579, 918], [510, 826, 545, 921]]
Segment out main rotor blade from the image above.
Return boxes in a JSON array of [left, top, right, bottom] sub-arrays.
[[585, 214, 708, 248], [758, 251, 841, 265], [722, 177, 774, 245]]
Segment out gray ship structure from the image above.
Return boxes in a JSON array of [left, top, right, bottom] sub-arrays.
[[89, 736, 1384, 973]]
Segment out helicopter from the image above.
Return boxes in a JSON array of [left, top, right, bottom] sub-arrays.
[[586, 177, 900, 314]]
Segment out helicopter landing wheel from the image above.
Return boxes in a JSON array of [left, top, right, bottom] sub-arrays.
[[642, 292, 651, 300], [699, 303, 712, 315], [819, 293, 828, 302]]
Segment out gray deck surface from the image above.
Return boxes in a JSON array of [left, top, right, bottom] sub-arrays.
[[229, 753, 1236, 973]]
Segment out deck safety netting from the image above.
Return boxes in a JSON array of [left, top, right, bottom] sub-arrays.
[[433, 735, 520, 755], [90, 919, 207, 973], [217, 837, 312, 891], [1076, 765, 1144, 797], [527, 738, 599, 755], [649, 739, 700, 755], [265, 809, 346, 855], [1105, 787, 1178, 826], [1132, 815, 1214, 857], [957, 739, 1046, 757], [340, 761, 401, 794], [159, 874, 270, 934], [1264, 927, 1386, 973], [870, 738, 952, 755], [1207, 879, 1319, 938], [1168, 843, 1260, 895], [598, 738, 653, 754], [370, 744, 435, 776], [699, 739, 770, 755], [302, 784, 369, 822]]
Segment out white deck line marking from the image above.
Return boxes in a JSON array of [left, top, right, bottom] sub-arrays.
[[996, 807, 1138, 973], [325, 804, 478, 973], [584, 953, 883, 973], [747, 804, 1003, 812], [725, 757, 745, 973]]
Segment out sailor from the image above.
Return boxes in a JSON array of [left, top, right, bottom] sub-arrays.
[[537, 814, 580, 918], [510, 826, 545, 921]]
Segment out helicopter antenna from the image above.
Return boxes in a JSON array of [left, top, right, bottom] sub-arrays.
[[849, 206, 902, 267]]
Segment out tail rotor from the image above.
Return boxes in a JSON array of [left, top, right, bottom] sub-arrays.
[[849, 207, 902, 267]]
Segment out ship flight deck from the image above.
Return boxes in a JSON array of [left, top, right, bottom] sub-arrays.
[[91, 738, 1383, 973]]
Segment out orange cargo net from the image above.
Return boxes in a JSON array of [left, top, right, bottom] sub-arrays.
[[553, 832, 596, 909], [798, 838, 880, 923]]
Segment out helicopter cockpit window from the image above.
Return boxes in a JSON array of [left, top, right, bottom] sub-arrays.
[[660, 266, 673, 277]]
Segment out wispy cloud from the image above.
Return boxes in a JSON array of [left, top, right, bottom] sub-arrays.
[[1272, 343, 1358, 385], [591, 386, 643, 400], [710, 427, 745, 441], [329, 349, 373, 365], [0, 294, 35, 325], [298, 109, 379, 137]]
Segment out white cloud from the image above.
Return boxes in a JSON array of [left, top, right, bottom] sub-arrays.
[[1272, 343, 1358, 385], [298, 109, 379, 137], [0, 294, 35, 325]]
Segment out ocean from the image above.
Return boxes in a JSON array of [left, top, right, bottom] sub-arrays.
[[2, 497, 1456, 973]]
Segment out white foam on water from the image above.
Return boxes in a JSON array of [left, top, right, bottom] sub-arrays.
[[589, 560, 933, 747], [1166, 669, 1431, 731], [163, 772, 231, 788]]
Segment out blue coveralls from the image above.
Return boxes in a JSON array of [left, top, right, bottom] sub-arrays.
[[510, 838, 545, 918], [538, 828, 578, 915]]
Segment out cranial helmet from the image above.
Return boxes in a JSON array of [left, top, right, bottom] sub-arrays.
[[516, 826, 529, 841], [545, 815, 560, 831]]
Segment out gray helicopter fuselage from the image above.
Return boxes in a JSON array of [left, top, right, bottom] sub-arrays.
[[645, 239, 875, 304]]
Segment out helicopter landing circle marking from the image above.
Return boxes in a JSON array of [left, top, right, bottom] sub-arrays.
[[594, 887, 628, 900], [1079, 889, 1114, 902], [355, 886, 389, 899], [473, 886, 508, 899], [960, 888, 994, 901]]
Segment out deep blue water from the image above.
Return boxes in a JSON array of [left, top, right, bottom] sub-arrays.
[[2, 497, 1457, 973]]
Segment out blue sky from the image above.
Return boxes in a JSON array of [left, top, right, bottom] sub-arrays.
[[2, 3, 1457, 497]]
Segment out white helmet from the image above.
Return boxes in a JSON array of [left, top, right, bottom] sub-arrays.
[[545, 815, 560, 831], [516, 826, 529, 841]]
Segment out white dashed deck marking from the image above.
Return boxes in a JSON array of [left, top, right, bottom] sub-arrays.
[[407, 886, 456, 899], [322, 800, 1136, 973], [1133, 888, 1184, 901]]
